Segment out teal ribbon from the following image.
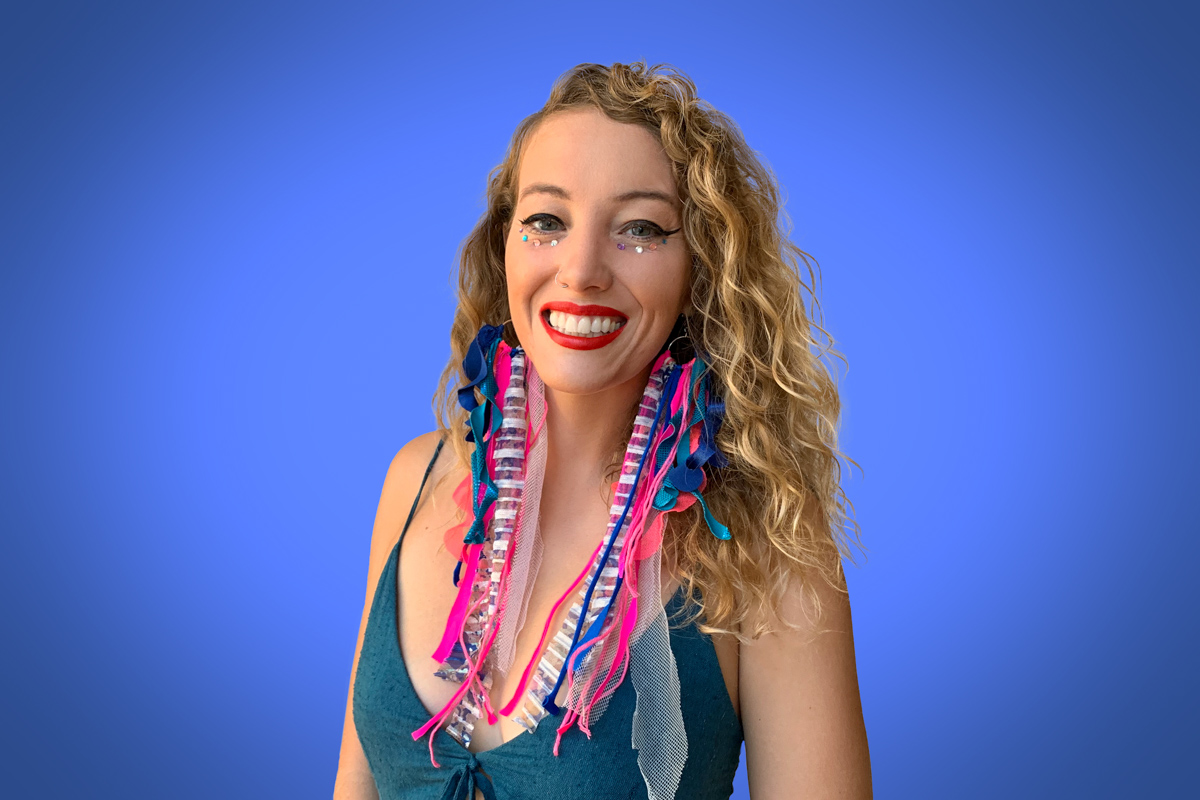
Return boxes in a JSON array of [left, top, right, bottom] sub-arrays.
[[649, 357, 732, 540], [459, 327, 507, 546]]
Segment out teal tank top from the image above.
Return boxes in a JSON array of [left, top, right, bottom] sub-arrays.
[[352, 440, 744, 799]]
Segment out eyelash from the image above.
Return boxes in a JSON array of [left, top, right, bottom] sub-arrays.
[[517, 213, 674, 243], [518, 214, 564, 235]]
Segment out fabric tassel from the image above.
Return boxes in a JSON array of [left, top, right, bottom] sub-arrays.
[[414, 328, 731, 800]]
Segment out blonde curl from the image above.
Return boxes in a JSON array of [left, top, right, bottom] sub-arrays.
[[433, 61, 862, 640]]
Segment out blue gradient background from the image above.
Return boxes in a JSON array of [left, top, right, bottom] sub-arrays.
[[2, 2, 1196, 797]]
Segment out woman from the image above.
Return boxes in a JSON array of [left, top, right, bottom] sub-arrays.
[[334, 61, 871, 799]]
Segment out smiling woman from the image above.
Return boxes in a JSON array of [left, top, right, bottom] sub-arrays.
[[334, 61, 871, 800]]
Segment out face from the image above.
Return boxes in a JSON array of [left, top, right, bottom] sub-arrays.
[[504, 107, 691, 397]]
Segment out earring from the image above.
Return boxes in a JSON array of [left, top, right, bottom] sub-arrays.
[[666, 314, 695, 363], [555, 269, 569, 289]]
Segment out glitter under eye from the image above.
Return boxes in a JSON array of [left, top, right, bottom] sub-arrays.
[[618, 220, 683, 250], [519, 216, 680, 252]]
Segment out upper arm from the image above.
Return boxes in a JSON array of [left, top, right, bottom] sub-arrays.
[[739, 555, 872, 798], [333, 431, 444, 799]]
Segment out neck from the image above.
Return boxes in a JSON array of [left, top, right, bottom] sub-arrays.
[[541, 364, 655, 494]]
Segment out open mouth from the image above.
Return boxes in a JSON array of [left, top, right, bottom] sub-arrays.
[[539, 302, 629, 350], [543, 309, 627, 338]]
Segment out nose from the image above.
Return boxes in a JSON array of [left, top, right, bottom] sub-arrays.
[[552, 220, 614, 293]]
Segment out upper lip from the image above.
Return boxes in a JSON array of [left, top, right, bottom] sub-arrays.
[[540, 301, 628, 321]]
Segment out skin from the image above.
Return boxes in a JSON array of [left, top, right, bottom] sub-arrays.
[[334, 108, 871, 799]]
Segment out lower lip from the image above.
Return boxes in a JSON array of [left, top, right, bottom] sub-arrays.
[[540, 314, 626, 350]]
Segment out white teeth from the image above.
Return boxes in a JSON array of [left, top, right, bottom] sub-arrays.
[[545, 311, 625, 338]]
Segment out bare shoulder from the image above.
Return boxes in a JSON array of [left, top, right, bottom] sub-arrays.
[[367, 431, 452, 560]]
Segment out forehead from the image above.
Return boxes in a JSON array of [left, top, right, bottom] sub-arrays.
[[517, 108, 678, 200]]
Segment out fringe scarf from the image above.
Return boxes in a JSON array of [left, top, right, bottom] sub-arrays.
[[412, 324, 729, 800]]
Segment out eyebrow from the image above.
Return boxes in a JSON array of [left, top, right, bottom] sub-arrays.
[[519, 183, 570, 201], [518, 183, 678, 206]]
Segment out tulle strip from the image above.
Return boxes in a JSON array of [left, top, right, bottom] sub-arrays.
[[553, 359, 684, 738], [630, 549, 687, 800], [558, 372, 688, 742], [493, 362, 546, 675], [414, 349, 528, 755]]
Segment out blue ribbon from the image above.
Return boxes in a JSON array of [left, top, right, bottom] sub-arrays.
[[454, 326, 508, 574], [543, 365, 677, 714], [457, 324, 503, 420], [650, 358, 732, 540], [563, 365, 683, 681]]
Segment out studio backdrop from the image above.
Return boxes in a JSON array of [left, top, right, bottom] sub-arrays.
[[1, 2, 1196, 798]]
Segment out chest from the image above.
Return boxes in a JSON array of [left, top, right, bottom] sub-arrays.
[[393, 460, 741, 754], [396, 471, 651, 751]]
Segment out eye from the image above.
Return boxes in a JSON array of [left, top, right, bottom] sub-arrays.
[[621, 220, 668, 241], [519, 213, 564, 234]]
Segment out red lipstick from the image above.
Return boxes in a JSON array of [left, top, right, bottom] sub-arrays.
[[539, 301, 628, 351], [541, 301, 628, 318]]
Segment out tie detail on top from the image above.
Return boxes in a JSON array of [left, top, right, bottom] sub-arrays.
[[437, 752, 496, 800]]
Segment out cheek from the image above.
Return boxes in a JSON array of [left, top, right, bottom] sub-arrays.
[[503, 241, 529, 299], [504, 240, 561, 305], [502, 250, 542, 333], [635, 257, 690, 316]]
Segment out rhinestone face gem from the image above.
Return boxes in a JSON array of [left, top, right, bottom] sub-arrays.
[[522, 235, 528, 241], [635, 246, 644, 253], [617, 243, 625, 250], [649, 243, 658, 251], [550, 240, 558, 246], [532, 240, 541, 247]]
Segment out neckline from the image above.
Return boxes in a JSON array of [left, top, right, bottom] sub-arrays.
[[383, 534, 703, 759], [385, 536, 551, 760]]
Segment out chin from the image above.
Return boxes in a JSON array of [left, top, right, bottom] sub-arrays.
[[530, 358, 621, 395], [525, 349, 651, 398]]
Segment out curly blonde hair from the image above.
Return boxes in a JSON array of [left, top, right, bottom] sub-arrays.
[[433, 61, 861, 639]]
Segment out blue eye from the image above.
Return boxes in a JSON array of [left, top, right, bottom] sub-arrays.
[[519, 213, 564, 234], [622, 221, 668, 241]]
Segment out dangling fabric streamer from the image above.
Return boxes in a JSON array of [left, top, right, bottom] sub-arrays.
[[412, 328, 731, 799], [492, 362, 546, 675]]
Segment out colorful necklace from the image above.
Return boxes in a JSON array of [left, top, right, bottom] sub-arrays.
[[412, 324, 730, 800]]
